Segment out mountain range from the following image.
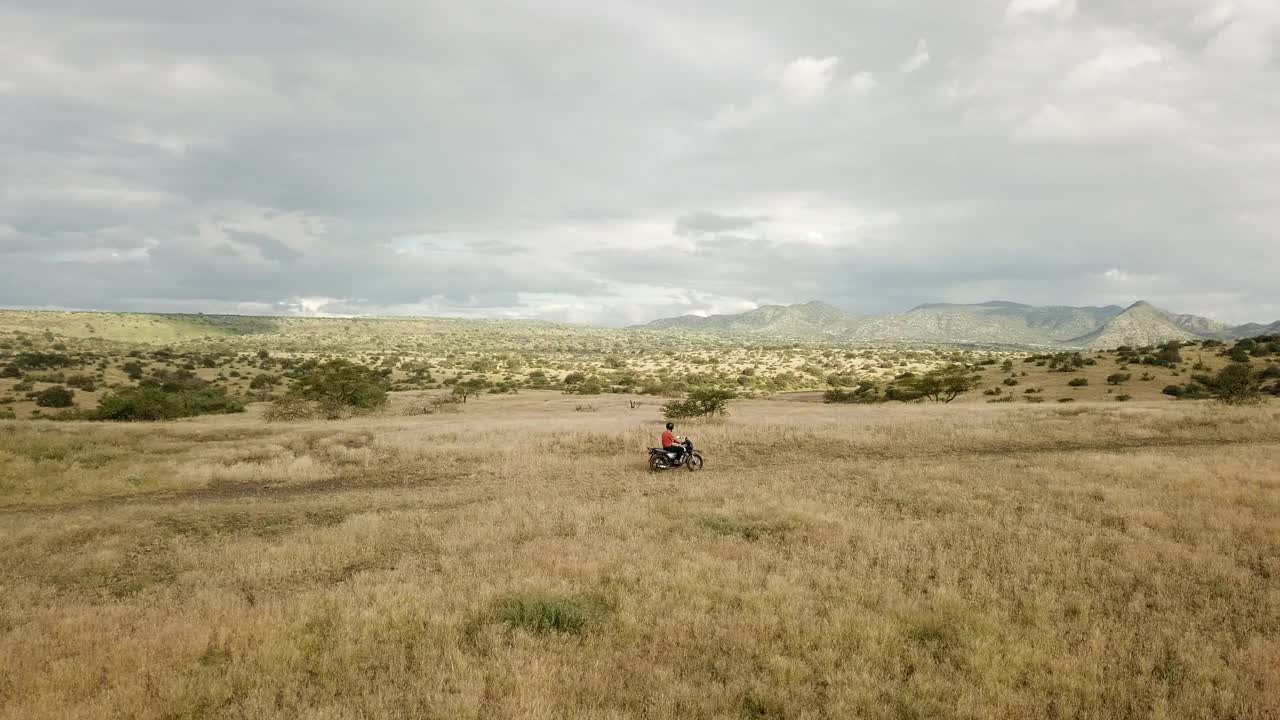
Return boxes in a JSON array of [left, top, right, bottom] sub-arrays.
[[639, 300, 1280, 349]]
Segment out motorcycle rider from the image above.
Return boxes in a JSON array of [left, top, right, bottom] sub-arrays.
[[661, 422, 686, 464]]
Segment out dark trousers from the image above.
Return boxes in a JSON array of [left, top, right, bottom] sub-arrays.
[[664, 445, 685, 462]]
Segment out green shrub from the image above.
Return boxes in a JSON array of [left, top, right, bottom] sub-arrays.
[[1106, 373, 1131, 386], [1206, 364, 1263, 405], [33, 386, 75, 408], [95, 387, 183, 421], [263, 396, 320, 422], [249, 373, 279, 389], [94, 385, 244, 421], [1068, 378, 1088, 387], [14, 352, 72, 370], [289, 359, 388, 411], [824, 381, 881, 404], [64, 374, 96, 391], [663, 388, 736, 419]]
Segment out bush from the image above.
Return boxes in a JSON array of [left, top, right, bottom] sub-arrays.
[[565, 378, 604, 395], [824, 381, 882, 404], [1207, 364, 1263, 406], [885, 385, 925, 402], [65, 374, 97, 391], [1162, 385, 1184, 398], [663, 388, 736, 419], [249, 373, 279, 390], [95, 385, 244, 421], [13, 352, 72, 370], [289, 359, 388, 412], [33, 386, 75, 408], [1068, 378, 1088, 387], [94, 387, 182, 421], [0, 365, 20, 379], [263, 396, 320, 422], [1106, 373, 1131, 386]]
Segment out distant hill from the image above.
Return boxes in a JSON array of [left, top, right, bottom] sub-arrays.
[[643, 301, 865, 337], [639, 300, 1276, 349]]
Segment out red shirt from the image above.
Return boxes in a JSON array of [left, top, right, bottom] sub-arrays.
[[661, 431, 677, 447]]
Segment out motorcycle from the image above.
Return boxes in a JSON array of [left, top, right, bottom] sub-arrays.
[[648, 438, 704, 472]]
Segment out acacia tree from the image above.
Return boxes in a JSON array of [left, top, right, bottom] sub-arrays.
[[291, 359, 388, 410], [902, 365, 981, 404]]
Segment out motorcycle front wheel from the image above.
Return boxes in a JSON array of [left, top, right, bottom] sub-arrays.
[[686, 453, 704, 471]]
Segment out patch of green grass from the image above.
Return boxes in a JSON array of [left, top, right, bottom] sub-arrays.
[[493, 594, 607, 635], [903, 613, 964, 666], [697, 514, 796, 542]]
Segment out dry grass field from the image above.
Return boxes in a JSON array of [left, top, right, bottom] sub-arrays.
[[2, 393, 1278, 719]]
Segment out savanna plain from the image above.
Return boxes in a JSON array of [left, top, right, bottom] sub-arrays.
[[1, 313, 1278, 719]]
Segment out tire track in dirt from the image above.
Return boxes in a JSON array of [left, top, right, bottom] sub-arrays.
[[0, 466, 497, 517], [4, 435, 1278, 516]]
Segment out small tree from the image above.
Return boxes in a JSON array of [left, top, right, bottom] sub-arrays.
[[1106, 373, 1131, 386], [34, 386, 75, 408], [903, 365, 981, 404]]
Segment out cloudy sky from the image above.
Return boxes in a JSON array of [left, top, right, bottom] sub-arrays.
[[2, 0, 1278, 325]]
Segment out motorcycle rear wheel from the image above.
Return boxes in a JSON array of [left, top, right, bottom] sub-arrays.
[[649, 455, 667, 472]]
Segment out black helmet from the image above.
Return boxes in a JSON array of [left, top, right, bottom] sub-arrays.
[[665, 422, 674, 430]]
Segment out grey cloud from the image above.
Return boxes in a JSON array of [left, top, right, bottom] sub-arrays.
[[1, 0, 1278, 325], [224, 231, 302, 263], [674, 211, 768, 236]]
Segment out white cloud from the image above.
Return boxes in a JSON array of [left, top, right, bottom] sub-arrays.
[[1189, 3, 1237, 34], [115, 125, 210, 157], [1202, 19, 1275, 69], [773, 56, 840, 104], [1064, 44, 1164, 89], [1005, 0, 1078, 22], [901, 39, 931, 74], [1015, 100, 1184, 145], [848, 71, 878, 95], [710, 55, 846, 131]]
